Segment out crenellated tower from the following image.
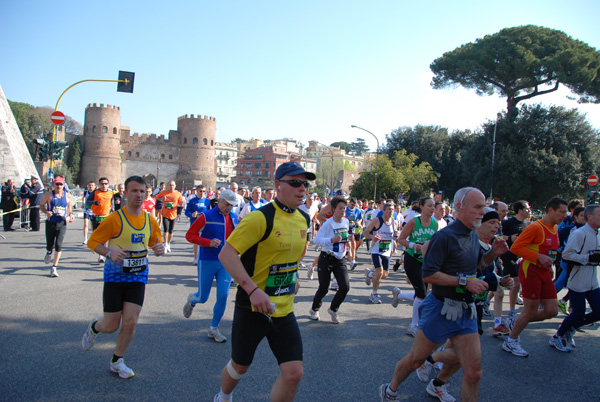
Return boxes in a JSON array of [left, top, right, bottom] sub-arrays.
[[80, 103, 122, 185], [176, 114, 217, 189]]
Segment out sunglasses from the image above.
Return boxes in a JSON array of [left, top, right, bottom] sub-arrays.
[[54, 183, 64, 186], [279, 179, 309, 188], [100, 182, 109, 185]]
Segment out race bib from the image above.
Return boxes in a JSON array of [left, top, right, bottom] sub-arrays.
[[53, 206, 66, 216], [334, 228, 349, 243], [122, 250, 148, 273], [265, 262, 298, 297], [379, 240, 391, 252], [165, 201, 174, 209], [95, 215, 106, 222], [547, 249, 558, 261]]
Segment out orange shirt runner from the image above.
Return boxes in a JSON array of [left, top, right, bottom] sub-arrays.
[[157, 190, 183, 220]]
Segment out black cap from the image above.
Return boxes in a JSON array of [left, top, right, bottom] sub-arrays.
[[275, 161, 316, 181]]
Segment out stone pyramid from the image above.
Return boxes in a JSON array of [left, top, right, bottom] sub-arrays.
[[0, 84, 38, 183]]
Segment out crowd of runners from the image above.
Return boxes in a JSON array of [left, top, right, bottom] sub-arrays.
[[3, 168, 599, 402]]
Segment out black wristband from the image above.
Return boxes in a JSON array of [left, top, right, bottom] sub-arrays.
[[248, 286, 259, 297]]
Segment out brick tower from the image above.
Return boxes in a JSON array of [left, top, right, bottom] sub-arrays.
[[176, 114, 217, 189]]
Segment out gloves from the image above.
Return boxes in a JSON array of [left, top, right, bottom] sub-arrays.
[[589, 252, 600, 264], [441, 298, 463, 321], [467, 302, 476, 320]]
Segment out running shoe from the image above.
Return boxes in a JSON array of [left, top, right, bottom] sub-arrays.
[[193, 258, 198, 265], [426, 379, 456, 402], [50, 266, 59, 277], [557, 299, 568, 315], [369, 293, 382, 304], [492, 324, 510, 337], [378, 383, 397, 401], [82, 239, 87, 245], [391, 287, 401, 308], [416, 360, 434, 383], [502, 337, 529, 357], [564, 329, 576, 348], [549, 335, 571, 352], [330, 279, 339, 291], [208, 327, 227, 343], [350, 261, 357, 271], [98, 255, 105, 263], [307, 265, 314, 280], [44, 252, 52, 264], [165, 244, 171, 253], [406, 325, 417, 337], [183, 293, 195, 318], [109, 357, 135, 379], [505, 315, 516, 333], [365, 268, 372, 286], [309, 309, 320, 320], [392, 259, 401, 272], [300, 262, 306, 268], [516, 295, 524, 305], [82, 318, 99, 350], [327, 308, 341, 324]]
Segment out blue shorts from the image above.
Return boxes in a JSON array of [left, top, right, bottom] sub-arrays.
[[418, 293, 477, 344], [371, 254, 390, 271]]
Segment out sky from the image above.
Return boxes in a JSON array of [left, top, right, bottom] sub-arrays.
[[1, 0, 599, 153]]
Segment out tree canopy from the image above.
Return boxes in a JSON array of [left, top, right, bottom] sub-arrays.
[[430, 25, 600, 120], [330, 141, 352, 154], [351, 138, 369, 155]]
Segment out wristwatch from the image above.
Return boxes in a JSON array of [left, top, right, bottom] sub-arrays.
[[458, 276, 468, 289]]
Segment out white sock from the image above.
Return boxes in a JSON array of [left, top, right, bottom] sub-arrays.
[[210, 326, 216, 331], [411, 298, 423, 328], [219, 389, 232, 402], [494, 317, 502, 327], [399, 292, 414, 301]]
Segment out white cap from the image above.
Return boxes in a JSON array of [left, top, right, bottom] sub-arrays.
[[220, 189, 239, 206]]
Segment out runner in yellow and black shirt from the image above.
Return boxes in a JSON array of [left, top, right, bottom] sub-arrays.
[[81, 176, 164, 380], [214, 161, 314, 402]]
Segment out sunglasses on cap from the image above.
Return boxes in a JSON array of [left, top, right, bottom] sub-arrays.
[[279, 179, 310, 188]]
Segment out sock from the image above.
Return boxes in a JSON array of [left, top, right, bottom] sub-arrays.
[[111, 354, 122, 363], [426, 354, 436, 364], [385, 384, 397, 397], [210, 326, 216, 331], [352, 260, 356, 264], [411, 298, 423, 328], [494, 317, 502, 327], [399, 292, 414, 301], [219, 388, 232, 402], [433, 378, 446, 387]]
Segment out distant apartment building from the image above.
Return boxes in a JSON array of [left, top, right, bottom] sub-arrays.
[[215, 142, 238, 186]]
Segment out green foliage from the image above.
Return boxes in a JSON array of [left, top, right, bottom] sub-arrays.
[[350, 151, 437, 201], [431, 25, 600, 120], [66, 136, 82, 184], [315, 158, 345, 192], [468, 104, 600, 207], [351, 138, 369, 155], [330, 141, 352, 153]]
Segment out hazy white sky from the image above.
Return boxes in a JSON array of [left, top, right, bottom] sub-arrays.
[[1, 0, 598, 152]]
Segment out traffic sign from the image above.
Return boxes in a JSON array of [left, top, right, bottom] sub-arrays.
[[588, 175, 599, 186], [50, 111, 65, 125]]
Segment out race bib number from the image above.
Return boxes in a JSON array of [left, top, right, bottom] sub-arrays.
[[265, 262, 298, 297], [95, 215, 106, 222], [165, 201, 174, 209], [334, 228, 349, 243], [53, 206, 66, 216], [547, 249, 558, 260], [122, 250, 148, 273], [379, 240, 391, 252]]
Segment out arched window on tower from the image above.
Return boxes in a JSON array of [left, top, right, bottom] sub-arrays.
[[92, 126, 96, 133], [136, 152, 140, 157], [127, 151, 132, 157], [113, 127, 117, 134], [169, 155, 173, 160], [211, 140, 214, 146], [203, 138, 207, 145], [184, 137, 187, 144], [102, 126, 108, 133], [193, 138, 198, 145]]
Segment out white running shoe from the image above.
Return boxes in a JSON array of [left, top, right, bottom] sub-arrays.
[[426, 379, 456, 402], [369, 293, 382, 304], [365, 268, 372, 286], [379, 383, 398, 401], [183, 293, 195, 318], [300, 262, 306, 268], [193, 258, 198, 265], [406, 325, 417, 337], [307, 265, 315, 280], [502, 337, 529, 357], [549, 335, 571, 352], [516, 296, 524, 305], [82, 239, 87, 245], [309, 309, 320, 320], [208, 327, 227, 343], [564, 329, 576, 348], [328, 308, 341, 324], [391, 287, 400, 308], [82, 318, 99, 350], [330, 279, 339, 291], [416, 360, 434, 383], [44, 252, 52, 264], [165, 244, 171, 253], [50, 266, 59, 277], [110, 357, 135, 379], [98, 255, 105, 263]]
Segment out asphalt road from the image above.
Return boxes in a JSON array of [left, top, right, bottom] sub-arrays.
[[1, 216, 599, 401]]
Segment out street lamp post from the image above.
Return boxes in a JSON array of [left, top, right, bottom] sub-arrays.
[[351, 125, 379, 201]]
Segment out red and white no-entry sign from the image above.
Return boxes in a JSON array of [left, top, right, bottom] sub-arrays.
[[50, 111, 65, 125], [588, 175, 599, 186]]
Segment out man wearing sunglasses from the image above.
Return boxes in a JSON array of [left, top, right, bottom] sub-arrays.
[[40, 176, 75, 277], [86, 177, 114, 263], [214, 161, 314, 402]]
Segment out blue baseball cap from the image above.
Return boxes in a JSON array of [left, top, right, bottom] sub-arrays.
[[275, 161, 316, 181]]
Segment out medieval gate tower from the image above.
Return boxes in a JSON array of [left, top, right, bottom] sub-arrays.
[[79, 103, 217, 189]]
